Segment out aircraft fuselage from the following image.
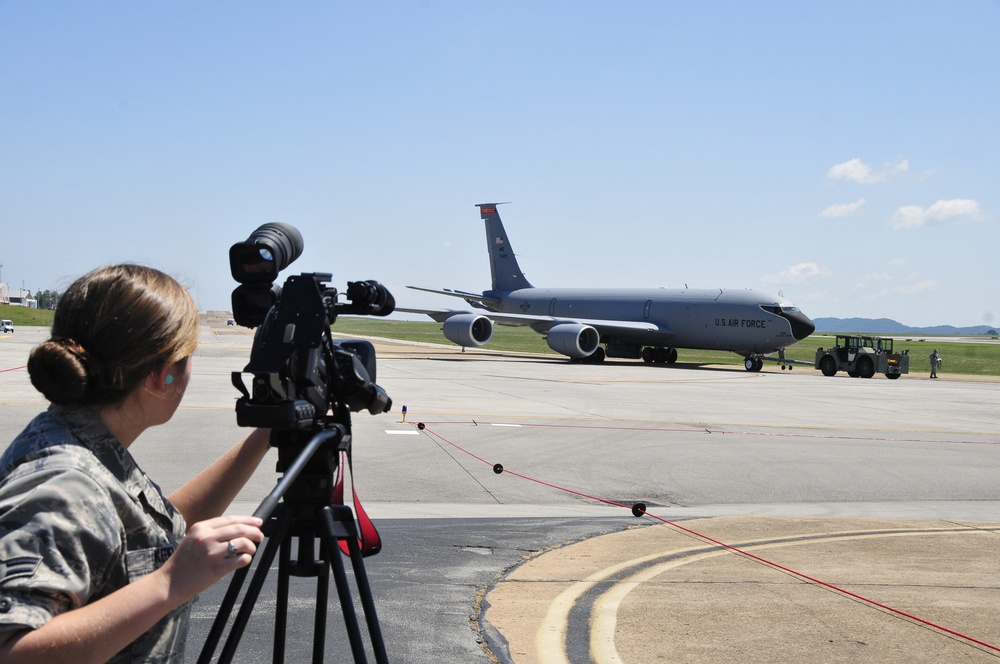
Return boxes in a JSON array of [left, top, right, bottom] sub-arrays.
[[487, 287, 812, 356]]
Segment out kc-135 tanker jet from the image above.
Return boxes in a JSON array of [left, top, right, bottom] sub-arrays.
[[398, 204, 815, 371]]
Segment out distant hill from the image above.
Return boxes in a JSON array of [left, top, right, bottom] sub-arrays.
[[814, 317, 997, 336]]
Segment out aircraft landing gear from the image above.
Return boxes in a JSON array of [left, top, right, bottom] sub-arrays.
[[642, 346, 677, 365], [572, 347, 606, 364], [744, 356, 764, 372]]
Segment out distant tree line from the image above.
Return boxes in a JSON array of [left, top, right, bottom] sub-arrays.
[[34, 289, 60, 310]]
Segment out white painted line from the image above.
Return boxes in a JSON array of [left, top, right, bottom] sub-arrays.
[[385, 430, 420, 435]]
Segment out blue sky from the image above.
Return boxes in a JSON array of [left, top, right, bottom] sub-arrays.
[[1, 2, 997, 327]]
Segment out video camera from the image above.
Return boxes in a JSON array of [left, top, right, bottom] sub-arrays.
[[229, 223, 394, 439], [204, 224, 391, 663]]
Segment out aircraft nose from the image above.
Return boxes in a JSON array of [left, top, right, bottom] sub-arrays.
[[788, 311, 816, 340]]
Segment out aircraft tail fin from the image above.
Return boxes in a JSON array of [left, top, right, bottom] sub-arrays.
[[477, 203, 533, 291]]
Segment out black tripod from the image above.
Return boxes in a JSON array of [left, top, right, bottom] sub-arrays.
[[198, 426, 389, 664]]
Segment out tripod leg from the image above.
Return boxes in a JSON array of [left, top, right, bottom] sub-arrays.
[[274, 533, 291, 663], [322, 530, 368, 662], [197, 564, 251, 664], [214, 507, 293, 664], [198, 504, 291, 664], [313, 538, 330, 663], [342, 538, 387, 664], [320, 506, 389, 664]]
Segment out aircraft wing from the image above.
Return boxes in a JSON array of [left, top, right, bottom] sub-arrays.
[[394, 306, 473, 323], [396, 306, 668, 337], [406, 286, 500, 310], [491, 312, 665, 337]]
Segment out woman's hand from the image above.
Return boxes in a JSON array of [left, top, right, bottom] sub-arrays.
[[159, 515, 264, 604]]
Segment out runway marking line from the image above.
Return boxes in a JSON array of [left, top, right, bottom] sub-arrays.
[[528, 526, 1000, 663], [413, 417, 1000, 439]]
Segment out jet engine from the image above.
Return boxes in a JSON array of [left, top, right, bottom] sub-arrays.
[[545, 323, 600, 358], [442, 313, 494, 347]]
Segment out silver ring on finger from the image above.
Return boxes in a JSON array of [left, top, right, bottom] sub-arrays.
[[226, 540, 239, 559]]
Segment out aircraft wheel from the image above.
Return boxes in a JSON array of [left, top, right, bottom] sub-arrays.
[[666, 347, 678, 364], [641, 347, 654, 363], [755, 358, 764, 372], [653, 347, 668, 364], [589, 347, 606, 364], [744, 357, 756, 371]]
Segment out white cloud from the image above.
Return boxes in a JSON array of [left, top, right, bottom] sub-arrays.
[[850, 272, 890, 293], [761, 262, 832, 285], [868, 279, 937, 300], [826, 158, 909, 184], [889, 198, 982, 230], [888, 258, 905, 267], [851, 270, 937, 301], [820, 198, 866, 218]]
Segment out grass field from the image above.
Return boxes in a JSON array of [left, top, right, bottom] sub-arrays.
[[7, 306, 998, 377], [0, 305, 57, 327], [331, 316, 1000, 377]]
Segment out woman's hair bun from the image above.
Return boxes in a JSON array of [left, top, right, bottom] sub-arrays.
[[29, 263, 199, 407], [27, 338, 92, 405]]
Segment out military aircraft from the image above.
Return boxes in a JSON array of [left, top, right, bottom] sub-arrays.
[[398, 203, 815, 371]]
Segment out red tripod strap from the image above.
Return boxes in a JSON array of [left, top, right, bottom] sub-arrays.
[[333, 449, 382, 557]]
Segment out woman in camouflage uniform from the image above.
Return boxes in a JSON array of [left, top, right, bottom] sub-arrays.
[[0, 264, 271, 663]]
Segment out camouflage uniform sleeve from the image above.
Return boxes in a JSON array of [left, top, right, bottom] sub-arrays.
[[0, 465, 122, 632]]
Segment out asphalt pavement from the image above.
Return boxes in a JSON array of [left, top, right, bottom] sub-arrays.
[[2, 318, 999, 663]]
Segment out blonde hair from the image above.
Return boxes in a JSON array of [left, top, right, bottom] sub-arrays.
[[28, 264, 199, 406]]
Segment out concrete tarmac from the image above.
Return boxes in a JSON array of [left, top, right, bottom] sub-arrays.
[[2, 318, 1000, 662]]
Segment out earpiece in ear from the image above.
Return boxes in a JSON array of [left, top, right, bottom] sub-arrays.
[[165, 375, 174, 386]]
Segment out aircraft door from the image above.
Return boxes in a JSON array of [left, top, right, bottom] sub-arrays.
[[549, 298, 557, 316]]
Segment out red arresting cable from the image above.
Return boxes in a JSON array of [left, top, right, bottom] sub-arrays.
[[413, 421, 1000, 655]]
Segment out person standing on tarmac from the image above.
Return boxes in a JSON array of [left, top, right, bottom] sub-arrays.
[[929, 349, 941, 378]]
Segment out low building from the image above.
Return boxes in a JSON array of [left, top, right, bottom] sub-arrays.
[[1, 285, 36, 308]]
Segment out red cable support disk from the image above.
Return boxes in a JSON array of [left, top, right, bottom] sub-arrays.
[[412, 420, 1000, 655]]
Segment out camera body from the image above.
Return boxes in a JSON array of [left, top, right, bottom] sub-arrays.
[[229, 224, 394, 439]]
